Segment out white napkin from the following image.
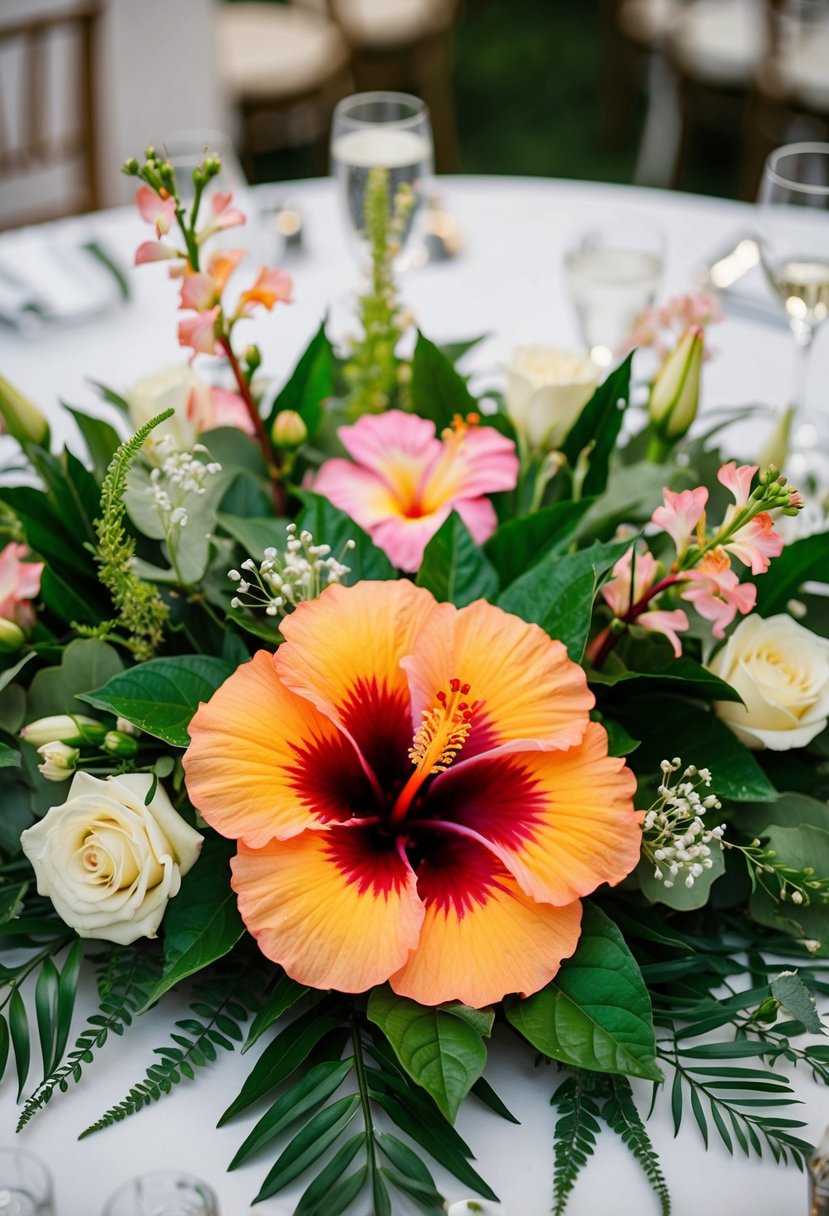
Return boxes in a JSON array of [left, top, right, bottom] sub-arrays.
[[0, 229, 128, 335]]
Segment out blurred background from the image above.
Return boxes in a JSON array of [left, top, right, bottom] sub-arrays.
[[1, 0, 829, 229]]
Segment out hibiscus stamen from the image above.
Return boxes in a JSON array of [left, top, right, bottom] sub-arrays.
[[389, 678, 473, 824]]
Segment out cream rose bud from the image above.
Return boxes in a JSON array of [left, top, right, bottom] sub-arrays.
[[708, 614, 829, 751], [126, 364, 213, 456], [505, 345, 599, 450], [20, 772, 203, 944]]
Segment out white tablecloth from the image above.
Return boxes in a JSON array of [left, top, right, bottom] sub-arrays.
[[1, 177, 827, 1216]]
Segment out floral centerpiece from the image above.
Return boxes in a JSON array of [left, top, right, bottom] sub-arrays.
[[1, 148, 829, 1214]]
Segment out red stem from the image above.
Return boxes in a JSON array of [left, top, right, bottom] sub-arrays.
[[588, 573, 683, 670], [219, 336, 286, 515]]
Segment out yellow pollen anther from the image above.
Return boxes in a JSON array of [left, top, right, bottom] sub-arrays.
[[390, 678, 473, 824]]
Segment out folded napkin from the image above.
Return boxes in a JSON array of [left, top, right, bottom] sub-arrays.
[[0, 229, 129, 335]]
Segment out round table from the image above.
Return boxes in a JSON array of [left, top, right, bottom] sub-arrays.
[[0, 176, 826, 1216]]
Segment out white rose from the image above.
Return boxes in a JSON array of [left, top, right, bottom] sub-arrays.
[[20, 772, 203, 944], [708, 613, 829, 751], [505, 345, 599, 450], [126, 365, 213, 455]]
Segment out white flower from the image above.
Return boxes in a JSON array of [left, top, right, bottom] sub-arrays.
[[505, 345, 599, 450], [708, 614, 829, 751], [126, 365, 213, 457], [20, 714, 103, 747], [36, 741, 79, 782], [20, 772, 202, 944]]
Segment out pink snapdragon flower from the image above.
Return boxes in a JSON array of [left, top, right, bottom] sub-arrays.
[[601, 549, 689, 657], [199, 191, 246, 240], [681, 548, 757, 639], [135, 185, 176, 238], [237, 267, 294, 314], [0, 543, 43, 633], [314, 410, 519, 572], [179, 249, 246, 313], [135, 240, 180, 266], [651, 487, 708, 558], [178, 306, 221, 356], [625, 291, 723, 358]]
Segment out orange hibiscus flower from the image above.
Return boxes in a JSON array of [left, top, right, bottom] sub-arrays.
[[184, 581, 641, 1007]]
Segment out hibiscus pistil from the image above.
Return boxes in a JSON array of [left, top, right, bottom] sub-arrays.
[[391, 678, 474, 823]]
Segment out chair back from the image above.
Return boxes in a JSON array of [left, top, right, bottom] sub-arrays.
[[0, 4, 100, 230]]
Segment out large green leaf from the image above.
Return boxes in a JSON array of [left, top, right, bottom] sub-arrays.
[[732, 791, 829, 838], [65, 406, 122, 481], [367, 988, 488, 1122], [637, 844, 726, 911], [218, 514, 290, 560], [416, 513, 498, 606], [267, 319, 334, 437], [25, 639, 123, 723], [749, 823, 829, 951], [139, 838, 243, 1010], [560, 353, 633, 497], [505, 903, 661, 1081], [296, 492, 396, 581], [80, 654, 233, 746], [498, 539, 630, 660], [591, 644, 743, 703], [484, 499, 595, 589], [409, 331, 478, 430], [752, 533, 829, 616], [617, 694, 777, 802]]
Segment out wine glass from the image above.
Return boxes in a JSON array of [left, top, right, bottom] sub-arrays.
[[102, 1171, 219, 1216], [0, 1147, 54, 1215], [563, 213, 665, 367], [757, 141, 829, 484], [330, 91, 433, 264]]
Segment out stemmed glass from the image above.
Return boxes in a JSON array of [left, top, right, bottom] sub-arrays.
[[563, 213, 665, 367], [102, 1171, 219, 1216], [0, 1148, 54, 1215], [330, 92, 433, 265], [757, 142, 829, 482]]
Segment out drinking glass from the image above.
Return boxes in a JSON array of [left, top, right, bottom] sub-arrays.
[[757, 142, 829, 484], [563, 214, 665, 367], [102, 1171, 219, 1216], [161, 129, 248, 206], [0, 1147, 54, 1216], [330, 91, 433, 264]]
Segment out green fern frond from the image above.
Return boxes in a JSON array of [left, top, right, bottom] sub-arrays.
[[16, 946, 161, 1132], [93, 408, 173, 660], [551, 1073, 602, 1216], [603, 1076, 671, 1215], [664, 1045, 814, 1169], [79, 966, 256, 1139]]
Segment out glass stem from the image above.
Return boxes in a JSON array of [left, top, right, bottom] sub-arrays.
[[792, 326, 814, 413]]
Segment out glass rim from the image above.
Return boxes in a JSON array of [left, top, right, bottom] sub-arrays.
[[332, 91, 429, 130], [764, 141, 829, 195]]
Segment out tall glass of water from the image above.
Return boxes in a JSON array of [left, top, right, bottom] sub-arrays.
[[330, 92, 433, 263], [102, 1171, 219, 1216], [0, 1147, 54, 1215], [563, 214, 664, 367]]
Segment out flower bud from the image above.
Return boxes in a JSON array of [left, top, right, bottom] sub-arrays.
[[21, 714, 106, 748], [116, 718, 141, 737], [649, 326, 703, 443], [0, 376, 49, 447], [122, 157, 140, 176], [37, 741, 79, 782], [0, 618, 25, 650], [103, 730, 139, 758], [758, 408, 793, 474], [271, 409, 307, 451]]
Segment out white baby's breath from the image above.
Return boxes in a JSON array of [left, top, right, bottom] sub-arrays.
[[228, 523, 355, 619], [642, 758, 726, 890]]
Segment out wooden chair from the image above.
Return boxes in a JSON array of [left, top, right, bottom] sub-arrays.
[[216, 2, 354, 178], [324, 0, 462, 171], [0, 4, 101, 231], [742, 0, 829, 197]]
